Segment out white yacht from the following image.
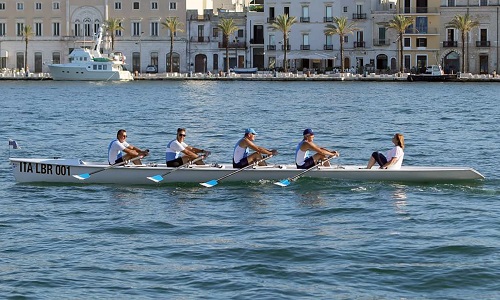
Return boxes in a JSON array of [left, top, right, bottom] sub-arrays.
[[48, 27, 133, 81]]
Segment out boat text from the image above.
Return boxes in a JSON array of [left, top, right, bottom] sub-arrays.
[[18, 162, 71, 176]]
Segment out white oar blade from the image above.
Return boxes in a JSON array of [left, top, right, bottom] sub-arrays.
[[147, 175, 164, 183], [72, 173, 90, 180], [200, 180, 218, 188], [274, 179, 291, 187]]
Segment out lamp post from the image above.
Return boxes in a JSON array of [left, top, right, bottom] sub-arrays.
[[233, 37, 239, 69]]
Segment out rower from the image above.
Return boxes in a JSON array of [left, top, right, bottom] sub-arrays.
[[233, 128, 277, 168], [166, 128, 210, 167], [295, 128, 339, 169]]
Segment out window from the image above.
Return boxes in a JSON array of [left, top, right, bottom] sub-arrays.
[[74, 22, 81, 36], [115, 22, 122, 36], [325, 6, 333, 22], [17, 52, 24, 69], [212, 27, 218, 38], [151, 2, 158, 9], [416, 38, 427, 47], [151, 52, 158, 66], [35, 2, 42, 9], [35, 22, 42, 36], [447, 28, 455, 41], [16, 22, 24, 36], [480, 0, 488, 5], [237, 29, 243, 38], [115, 1, 121, 9], [169, 2, 177, 10], [151, 22, 158, 36], [94, 22, 100, 36], [52, 2, 59, 9], [301, 34, 309, 50], [0, 23, 5, 36], [447, 0, 455, 6], [213, 54, 218, 70], [0, 3, 5, 10], [52, 22, 60, 36], [52, 53, 60, 65], [415, 17, 428, 34], [403, 37, 411, 47], [17, 2, 24, 10], [301, 6, 309, 22], [133, 2, 139, 9], [132, 22, 141, 36], [343, 6, 348, 12]]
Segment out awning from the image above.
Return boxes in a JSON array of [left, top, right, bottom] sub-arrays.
[[275, 51, 333, 60]]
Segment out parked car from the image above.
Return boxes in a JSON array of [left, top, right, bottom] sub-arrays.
[[146, 65, 158, 73]]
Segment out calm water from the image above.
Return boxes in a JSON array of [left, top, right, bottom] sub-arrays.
[[1, 80, 499, 299]]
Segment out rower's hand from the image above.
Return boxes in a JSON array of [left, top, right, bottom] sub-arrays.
[[203, 150, 211, 157], [271, 149, 278, 156], [142, 149, 150, 156]]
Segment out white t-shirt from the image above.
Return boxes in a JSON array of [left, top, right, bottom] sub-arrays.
[[386, 146, 404, 169], [166, 139, 188, 162], [108, 139, 129, 164]]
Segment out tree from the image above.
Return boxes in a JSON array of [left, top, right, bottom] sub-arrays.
[[387, 15, 414, 73], [325, 16, 359, 73], [271, 14, 296, 72], [161, 17, 184, 73], [105, 18, 124, 52], [22, 25, 34, 74], [446, 14, 479, 73], [217, 18, 238, 73]]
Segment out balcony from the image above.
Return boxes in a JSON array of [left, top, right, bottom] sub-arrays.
[[404, 27, 438, 34], [324, 17, 333, 23], [324, 45, 333, 50], [443, 41, 457, 47], [218, 41, 246, 49], [354, 41, 365, 48], [352, 13, 367, 19], [476, 41, 490, 47], [402, 7, 438, 14], [190, 36, 210, 43], [281, 44, 291, 50], [373, 38, 390, 46], [267, 45, 276, 51], [267, 17, 275, 23], [300, 45, 310, 50], [300, 17, 310, 23]]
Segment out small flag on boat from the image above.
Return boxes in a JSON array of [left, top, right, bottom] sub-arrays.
[[8, 140, 20, 149]]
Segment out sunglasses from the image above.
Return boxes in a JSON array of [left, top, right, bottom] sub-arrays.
[[178, 134, 186, 137]]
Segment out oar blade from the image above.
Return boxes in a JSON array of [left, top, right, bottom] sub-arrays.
[[73, 173, 90, 180], [200, 180, 218, 188], [147, 175, 164, 183], [274, 179, 291, 187]]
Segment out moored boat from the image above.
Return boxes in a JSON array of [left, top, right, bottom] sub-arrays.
[[9, 158, 485, 185], [48, 27, 133, 81], [407, 65, 458, 82]]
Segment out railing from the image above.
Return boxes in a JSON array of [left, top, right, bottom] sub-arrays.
[[267, 45, 276, 51], [324, 17, 333, 23], [300, 17, 310, 23], [352, 13, 367, 19], [218, 41, 246, 49], [373, 39, 390, 46], [443, 41, 457, 47], [405, 27, 438, 34], [476, 41, 490, 47], [281, 44, 291, 50], [354, 41, 365, 48], [190, 36, 210, 43], [324, 45, 333, 50], [300, 45, 310, 50], [267, 17, 275, 23], [402, 7, 438, 14]]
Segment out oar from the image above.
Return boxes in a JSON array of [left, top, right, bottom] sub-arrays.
[[73, 155, 144, 180], [200, 154, 276, 187], [274, 155, 338, 187], [147, 156, 205, 183]]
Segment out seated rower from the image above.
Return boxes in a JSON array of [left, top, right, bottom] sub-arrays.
[[295, 128, 339, 169], [108, 129, 149, 165], [166, 128, 210, 167], [366, 133, 405, 169], [233, 128, 277, 168]]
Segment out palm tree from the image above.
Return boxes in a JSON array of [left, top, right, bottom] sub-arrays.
[[387, 15, 414, 73], [217, 18, 238, 73], [325, 16, 359, 73], [161, 17, 184, 73], [105, 18, 124, 52], [271, 14, 296, 72], [446, 14, 479, 73], [22, 25, 34, 74]]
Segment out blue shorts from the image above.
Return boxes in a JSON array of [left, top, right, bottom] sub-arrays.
[[296, 156, 315, 169], [233, 157, 249, 168], [167, 157, 183, 167], [371, 152, 388, 167], [113, 157, 124, 165]]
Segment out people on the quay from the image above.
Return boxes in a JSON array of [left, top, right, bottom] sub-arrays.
[[295, 128, 339, 169], [108, 129, 149, 165], [233, 128, 277, 168], [165, 128, 209, 167], [365, 133, 405, 169]]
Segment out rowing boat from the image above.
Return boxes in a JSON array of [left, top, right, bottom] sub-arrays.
[[9, 158, 485, 185]]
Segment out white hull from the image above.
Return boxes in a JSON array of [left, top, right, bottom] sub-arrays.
[[48, 64, 133, 81], [10, 158, 485, 185]]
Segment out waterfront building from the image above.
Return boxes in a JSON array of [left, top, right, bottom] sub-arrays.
[[440, 0, 500, 74]]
